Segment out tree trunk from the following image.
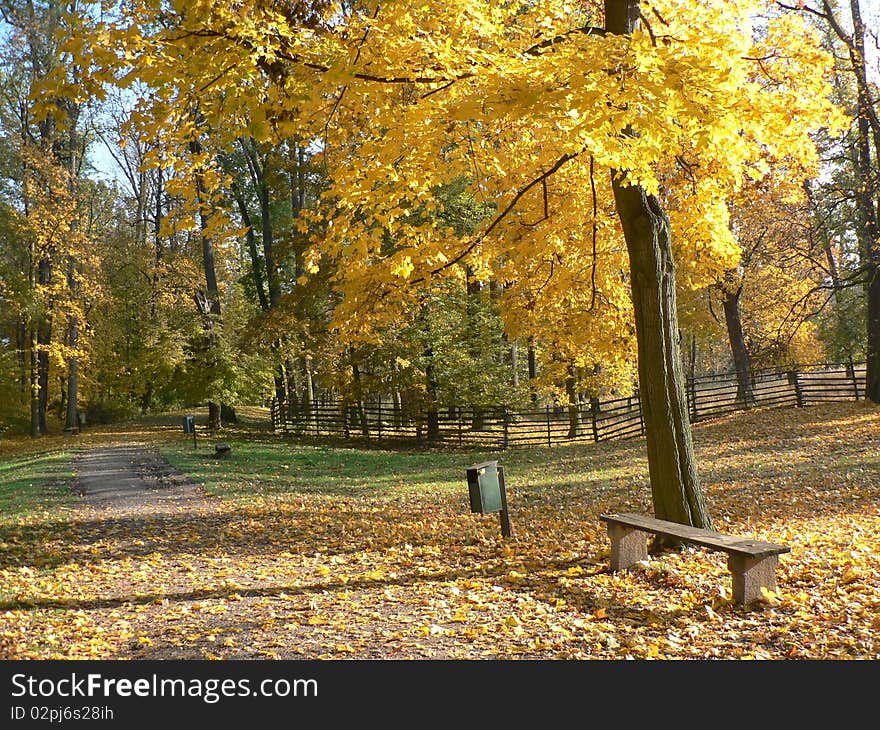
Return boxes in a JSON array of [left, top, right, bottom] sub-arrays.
[[65, 257, 80, 433], [232, 180, 269, 312], [300, 353, 315, 426], [17, 315, 27, 394], [284, 357, 299, 420], [868, 275, 880, 402], [606, 0, 711, 532], [37, 319, 51, 435], [566, 364, 582, 438], [721, 281, 755, 407], [823, 0, 880, 401], [528, 336, 538, 405], [510, 338, 519, 391], [425, 348, 440, 441], [465, 270, 486, 429], [65, 314, 79, 431], [352, 360, 369, 437], [208, 402, 222, 431], [29, 327, 40, 439], [191, 138, 224, 431]]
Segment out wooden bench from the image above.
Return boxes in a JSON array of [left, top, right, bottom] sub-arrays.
[[600, 512, 790, 605]]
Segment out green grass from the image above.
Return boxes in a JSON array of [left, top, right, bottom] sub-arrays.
[[160, 440, 513, 500], [158, 428, 651, 506], [0, 450, 76, 525]]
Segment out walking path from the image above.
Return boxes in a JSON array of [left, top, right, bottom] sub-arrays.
[[74, 444, 210, 513]]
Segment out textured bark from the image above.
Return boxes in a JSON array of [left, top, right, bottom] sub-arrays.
[[65, 312, 79, 431], [29, 327, 40, 439], [17, 315, 26, 394], [352, 360, 369, 437], [566, 365, 582, 438], [191, 137, 224, 431], [721, 282, 755, 407], [65, 255, 80, 432], [606, 0, 711, 531], [527, 337, 538, 405]]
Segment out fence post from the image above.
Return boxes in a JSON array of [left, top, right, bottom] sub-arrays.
[[790, 369, 804, 408], [849, 359, 860, 400], [546, 405, 552, 448], [637, 390, 645, 435], [377, 400, 382, 440], [590, 397, 600, 443], [503, 407, 510, 449]]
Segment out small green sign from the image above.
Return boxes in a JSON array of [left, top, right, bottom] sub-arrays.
[[467, 461, 503, 514]]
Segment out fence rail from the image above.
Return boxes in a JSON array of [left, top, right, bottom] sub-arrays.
[[271, 361, 867, 449]]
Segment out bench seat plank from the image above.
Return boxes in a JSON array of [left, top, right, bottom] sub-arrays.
[[600, 512, 790, 558]]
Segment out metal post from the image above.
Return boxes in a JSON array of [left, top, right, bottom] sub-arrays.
[[498, 465, 513, 538]]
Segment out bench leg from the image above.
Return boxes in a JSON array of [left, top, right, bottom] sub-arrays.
[[607, 524, 648, 570], [727, 554, 779, 605]]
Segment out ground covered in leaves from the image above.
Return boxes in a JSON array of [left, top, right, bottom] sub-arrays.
[[1, 402, 878, 660]]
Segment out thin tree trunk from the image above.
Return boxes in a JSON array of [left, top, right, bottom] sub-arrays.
[[510, 338, 519, 391], [528, 336, 538, 405], [65, 258, 80, 432], [352, 361, 369, 437], [566, 364, 581, 438], [30, 326, 40, 439], [425, 348, 440, 441], [465, 270, 485, 429], [721, 280, 755, 407], [17, 315, 27, 394], [191, 137, 224, 430], [37, 317, 51, 435]]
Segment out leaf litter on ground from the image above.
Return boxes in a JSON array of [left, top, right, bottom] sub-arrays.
[[0, 401, 877, 660]]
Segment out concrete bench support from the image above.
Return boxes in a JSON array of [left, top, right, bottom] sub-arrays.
[[607, 523, 648, 570], [728, 553, 779, 605]]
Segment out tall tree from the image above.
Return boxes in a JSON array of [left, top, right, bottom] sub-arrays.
[[604, 0, 710, 528], [785, 0, 880, 399], [63, 0, 845, 521]]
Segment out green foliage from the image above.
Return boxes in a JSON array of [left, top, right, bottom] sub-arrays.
[[815, 285, 867, 363]]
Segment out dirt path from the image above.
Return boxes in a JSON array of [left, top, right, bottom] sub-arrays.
[[74, 444, 212, 513]]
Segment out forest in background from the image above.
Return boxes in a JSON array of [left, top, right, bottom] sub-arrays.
[[0, 0, 876, 441]]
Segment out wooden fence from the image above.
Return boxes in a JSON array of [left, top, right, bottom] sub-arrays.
[[271, 361, 867, 449]]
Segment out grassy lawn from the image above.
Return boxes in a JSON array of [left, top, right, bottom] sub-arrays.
[[0, 444, 77, 526], [0, 401, 878, 660]]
